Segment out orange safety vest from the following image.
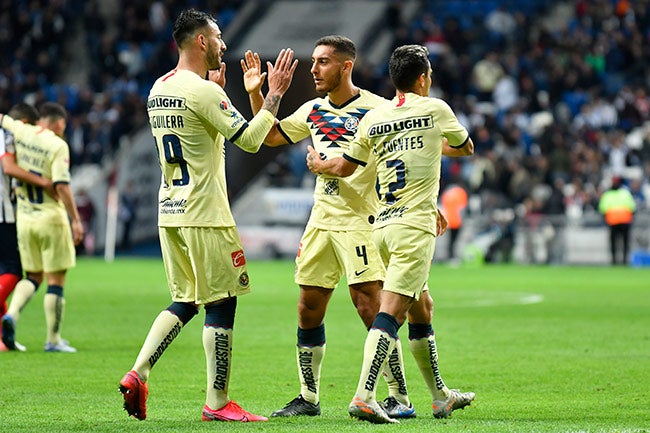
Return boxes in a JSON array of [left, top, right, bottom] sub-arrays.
[[440, 186, 468, 229], [598, 188, 635, 226]]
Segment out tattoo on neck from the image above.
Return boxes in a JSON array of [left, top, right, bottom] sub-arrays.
[[262, 94, 281, 116]]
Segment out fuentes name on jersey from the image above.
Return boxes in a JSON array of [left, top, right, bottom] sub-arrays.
[[368, 115, 433, 157]]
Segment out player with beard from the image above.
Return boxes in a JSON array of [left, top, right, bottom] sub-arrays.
[[118, 8, 297, 422], [241, 35, 414, 419]]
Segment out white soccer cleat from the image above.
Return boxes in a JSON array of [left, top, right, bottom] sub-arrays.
[[348, 396, 399, 424], [44, 339, 77, 353], [432, 389, 475, 418]]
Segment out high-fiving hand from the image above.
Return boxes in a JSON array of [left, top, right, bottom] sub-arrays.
[[241, 49, 298, 97], [240, 51, 265, 95]]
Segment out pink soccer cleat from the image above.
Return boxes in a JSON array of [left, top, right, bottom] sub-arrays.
[[202, 401, 268, 422]]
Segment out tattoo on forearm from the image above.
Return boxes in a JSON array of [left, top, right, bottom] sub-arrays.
[[262, 94, 281, 116]]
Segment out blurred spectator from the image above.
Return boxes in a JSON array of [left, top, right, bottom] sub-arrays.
[[118, 182, 138, 251], [484, 6, 517, 49], [628, 177, 647, 211], [471, 51, 505, 102], [76, 189, 96, 256]]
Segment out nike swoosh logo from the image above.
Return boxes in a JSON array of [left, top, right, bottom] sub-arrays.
[[354, 269, 369, 276]]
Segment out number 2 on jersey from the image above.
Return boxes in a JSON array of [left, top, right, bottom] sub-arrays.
[[384, 159, 406, 204], [156, 134, 189, 186]]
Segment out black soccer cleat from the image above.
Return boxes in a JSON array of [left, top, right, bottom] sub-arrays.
[[1, 315, 16, 350], [271, 395, 321, 417]]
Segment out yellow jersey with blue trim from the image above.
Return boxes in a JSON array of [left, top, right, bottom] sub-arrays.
[[148, 69, 274, 227], [278, 89, 387, 230], [0, 116, 70, 224], [345, 93, 469, 235]]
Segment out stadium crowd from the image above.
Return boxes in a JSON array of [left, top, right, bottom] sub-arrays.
[[2, 0, 649, 233], [282, 0, 650, 226], [0, 0, 243, 167]]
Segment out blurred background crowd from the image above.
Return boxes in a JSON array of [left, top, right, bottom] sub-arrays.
[[2, 0, 649, 263]]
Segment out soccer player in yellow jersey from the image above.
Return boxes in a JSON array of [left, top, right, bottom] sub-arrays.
[[241, 35, 413, 419], [0, 103, 57, 352], [307, 44, 475, 423], [118, 9, 297, 423], [1, 102, 83, 354]]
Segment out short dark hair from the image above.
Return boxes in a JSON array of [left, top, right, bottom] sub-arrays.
[[315, 35, 356, 61], [8, 102, 39, 125], [389, 44, 430, 91], [39, 102, 67, 122], [173, 9, 217, 48]]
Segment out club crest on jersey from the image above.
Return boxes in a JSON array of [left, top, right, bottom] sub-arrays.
[[219, 100, 229, 111], [239, 272, 250, 287], [231, 249, 246, 267], [344, 116, 359, 132], [323, 178, 339, 196]]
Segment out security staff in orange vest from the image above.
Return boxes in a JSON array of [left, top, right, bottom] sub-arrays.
[[598, 176, 636, 265], [440, 184, 468, 261]]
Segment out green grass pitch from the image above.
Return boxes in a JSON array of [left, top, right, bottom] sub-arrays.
[[1, 258, 649, 432]]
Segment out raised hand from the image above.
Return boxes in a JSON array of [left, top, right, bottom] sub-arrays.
[[266, 48, 298, 97], [240, 51, 266, 95]]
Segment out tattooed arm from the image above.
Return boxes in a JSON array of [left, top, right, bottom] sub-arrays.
[[231, 49, 298, 153]]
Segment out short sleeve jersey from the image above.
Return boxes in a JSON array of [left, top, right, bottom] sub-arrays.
[[0, 116, 70, 225], [346, 93, 469, 235], [148, 69, 270, 227], [278, 89, 387, 230]]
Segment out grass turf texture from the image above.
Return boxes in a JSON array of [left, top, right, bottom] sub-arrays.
[[1, 258, 649, 433]]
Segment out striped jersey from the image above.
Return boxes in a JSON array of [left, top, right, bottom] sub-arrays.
[[345, 93, 469, 235], [278, 89, 387, 230], [0, 129, 16, 223]]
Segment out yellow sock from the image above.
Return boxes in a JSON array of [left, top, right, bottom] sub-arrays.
[[409, 336, 449, 401], [297, 344, 325, 405], [203, 326, 233, 409], [355, 328, 396, 403], [43, 293, 64, 344], [382, 339, 410, 405], [132, 310, 183, 381], [6, 279, 38, 321]]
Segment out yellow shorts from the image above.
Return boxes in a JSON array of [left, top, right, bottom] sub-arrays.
[[372, 224, 435, 300], [295, 225, 385, 288], [16, 219, 75, 273], [159, 226, 251, 304]]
